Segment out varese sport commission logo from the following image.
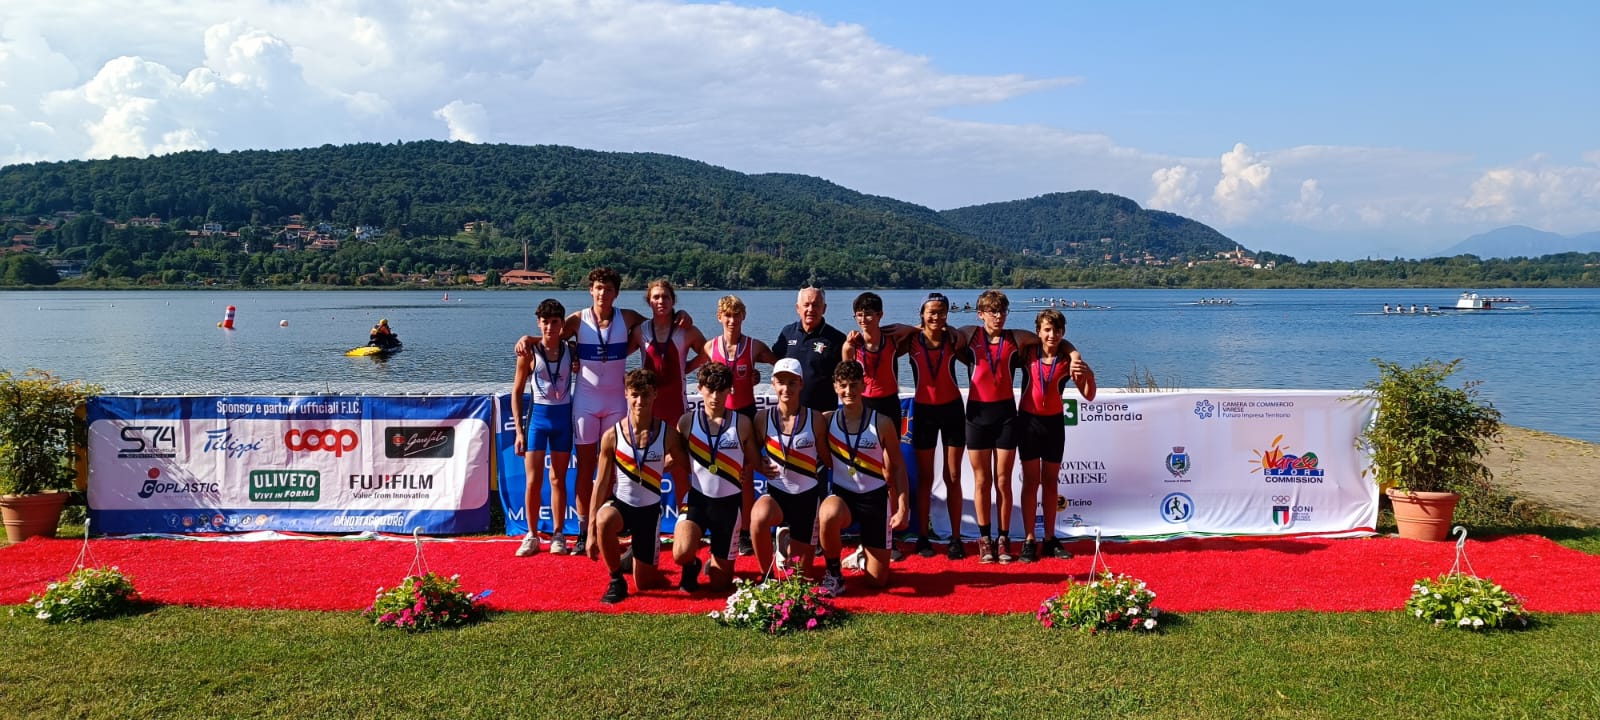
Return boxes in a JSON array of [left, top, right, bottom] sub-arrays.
[[1249, 434, 1325, 483]]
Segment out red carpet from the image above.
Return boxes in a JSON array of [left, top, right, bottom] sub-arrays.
[[4, 534, 1598, 614]]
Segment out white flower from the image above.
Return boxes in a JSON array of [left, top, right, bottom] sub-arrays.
[[59, 597, 71, 604], [1472, 618, 1484, 628], [1434, 593, 1443, 600], [708, 611, 721, 620], [37, 611, 51, 620], [1143, 618, 1157, 630], [33, 601, 43, 609], [1414, 609, 1424, 617], [47, 583, 59, 590], [1458, 617, 1471, 627], [1127, 607, 1140, 616]]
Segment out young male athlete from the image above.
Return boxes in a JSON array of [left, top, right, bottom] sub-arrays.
[[510, 299, 577, 556], [957, 290, 1081, 564], [750, 358, 826, 579], [817, 361, 909, 596], [671, 362, 759, 592], [587, 369, 692, 604], [700, 295, 779, 419], [635, 278, 707, 423], [1016, 309, 1096, 562], [841, 291, 911, 560]]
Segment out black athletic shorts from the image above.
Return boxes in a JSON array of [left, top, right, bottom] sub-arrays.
[[863, 395, 903, 434], [766, 485, 822, 544], [832, 485, 891, 550], [605, 497, 663, 566], [683, 488, 743, 562], [910, 399, 966, 450], [1016, 411, 1065, 463], [965, 399, 1017, 450]]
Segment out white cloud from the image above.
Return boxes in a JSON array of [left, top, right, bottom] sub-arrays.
[[1287, 179, 1324, 222], [434, 100, 487, 143], [1212, 143, 1272, 223], [1464, 159, 1600, 231], [1148, 164, 1199, 214]]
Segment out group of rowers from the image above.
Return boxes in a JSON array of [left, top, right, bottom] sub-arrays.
[[1382, 304, 1435, 315], [508, 268, 1097, 603]]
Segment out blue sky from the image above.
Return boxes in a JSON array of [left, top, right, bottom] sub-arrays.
[[2, 0, 1597, 259]]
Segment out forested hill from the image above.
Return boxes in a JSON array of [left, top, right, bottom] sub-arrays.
[[940, 191, 1243, 262], [0, 141, 1014, 287]]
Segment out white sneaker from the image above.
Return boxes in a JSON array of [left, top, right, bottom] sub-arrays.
[[818, 572, 845, 597], [774, 526, 792, 569], [515, 534, 541, 557], [841, 546, 867, 571], [549, 534, 569, 556]]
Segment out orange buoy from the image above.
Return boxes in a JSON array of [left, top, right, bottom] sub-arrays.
[[220, 305, 236, 329]]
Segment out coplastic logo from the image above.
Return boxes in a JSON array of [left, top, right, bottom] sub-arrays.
[[285, 428, 359, 457]]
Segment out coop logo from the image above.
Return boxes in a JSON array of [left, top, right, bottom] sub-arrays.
[[117, 424, 179, 459], [137, 467, 220, 499], [285, 428, 359, 456], [385, 426, 455, 459], [201, 428, 265, 459], [248, 470, 322, 502], [1160, 492, 1194, 523], [1250, 434, 1326, 484], [1165, 446, 1191, 480], [1193, 400, 1215, 420], [1062, 398, 1079, 427]]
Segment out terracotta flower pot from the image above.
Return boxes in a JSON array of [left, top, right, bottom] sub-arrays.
[[1387, 489, 1460, 542], [0, 491, 71, 543]]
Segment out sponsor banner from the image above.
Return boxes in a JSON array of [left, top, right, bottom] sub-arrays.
[[87, 395, 493, 534], [915, 389, 1378, 539]]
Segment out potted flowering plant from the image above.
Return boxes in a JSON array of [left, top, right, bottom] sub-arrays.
[[711, 572, 845, 635], [1357, 358, 1501, 541], [1038, 571, 1161, 633], [0, 369, 100, 543], [12, 566, 140, 623], [363, 572, 490, 631], [1406, 573, 1528, 630]]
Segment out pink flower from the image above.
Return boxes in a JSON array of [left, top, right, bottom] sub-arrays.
[[806, 618, 818, 629]]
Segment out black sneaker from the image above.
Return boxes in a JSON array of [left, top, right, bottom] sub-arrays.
[[619, 546, 634, 573], [889, 544, 905, 562], [738, 531, 754, 557], [1044, 538, 1074, 559], [572, 532, 588, 556], [678, 558, 702, 592], [946, 537, 966, 560], [600, 577, 629, 604], [916, 536, 936, 558], [1019, 540, 1039, 563]]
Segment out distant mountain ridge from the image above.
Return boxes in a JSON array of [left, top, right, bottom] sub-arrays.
[[1439, 225, 1600, 259], [940, 190, 1243, 263]]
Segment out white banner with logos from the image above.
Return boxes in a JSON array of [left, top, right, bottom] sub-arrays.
[[87, 395, 494, 534], [921, 389, 1379, 539]]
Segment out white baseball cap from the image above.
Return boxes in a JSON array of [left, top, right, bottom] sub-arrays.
[[772, 357, 803, 379]]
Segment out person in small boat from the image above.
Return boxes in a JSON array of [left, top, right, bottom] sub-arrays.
[[1382, 304, 1391, 313], [369, 319, 401, 349]]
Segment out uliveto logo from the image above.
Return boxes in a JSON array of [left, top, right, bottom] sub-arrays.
[[285, 428, 359, 457], [385, 426, 454, 459]]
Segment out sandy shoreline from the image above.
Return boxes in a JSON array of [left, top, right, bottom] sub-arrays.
[[1484, 426, 1600, 526]]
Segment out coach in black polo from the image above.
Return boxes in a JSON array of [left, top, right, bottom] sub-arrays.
[[772, 287, 847, 413]]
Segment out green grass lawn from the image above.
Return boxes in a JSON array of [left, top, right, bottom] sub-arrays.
[[4, 608, 1599, 719]]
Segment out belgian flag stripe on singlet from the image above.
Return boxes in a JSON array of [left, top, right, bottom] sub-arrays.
[[765, 437, 818, 476], [688, 434, 743, 486], [615, 449, 664, 494], [827, 434, 886, 480]]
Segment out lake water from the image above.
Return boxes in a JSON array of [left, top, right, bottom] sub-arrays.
[[3, 287, 1597, 442]]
